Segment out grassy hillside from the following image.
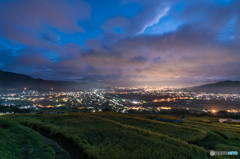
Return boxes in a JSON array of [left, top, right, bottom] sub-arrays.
[[0, 119, 70, 159], [1, 112, 240, 159]]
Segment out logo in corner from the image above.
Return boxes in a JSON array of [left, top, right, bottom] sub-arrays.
[[210, 150, 215, 156]]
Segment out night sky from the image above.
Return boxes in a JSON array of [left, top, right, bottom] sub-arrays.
[[0, 0, 239, 86]]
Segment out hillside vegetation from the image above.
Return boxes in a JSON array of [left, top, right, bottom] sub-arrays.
[[0, 119, 70, 159], [1, 112, 240, 159]]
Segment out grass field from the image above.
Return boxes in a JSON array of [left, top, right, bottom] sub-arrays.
[[86, 112, 208, 143], [0, 118, 70, 159], [1, 112, 240, 159]]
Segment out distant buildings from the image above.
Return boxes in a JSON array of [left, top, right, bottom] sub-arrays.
[[1, 102, 15, 106], [0, 87, 240, 115]]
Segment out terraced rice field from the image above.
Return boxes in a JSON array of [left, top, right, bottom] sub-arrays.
[[1, 112, 240, 159]]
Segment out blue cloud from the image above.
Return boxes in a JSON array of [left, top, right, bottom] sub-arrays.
[[0, 0, 239, 86]]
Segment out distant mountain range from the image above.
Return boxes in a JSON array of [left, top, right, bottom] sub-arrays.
[[0, 70, 57, 91], [1, 70, 240, 93], [192, 81, 240, 94], [0, 70, 84, 92]]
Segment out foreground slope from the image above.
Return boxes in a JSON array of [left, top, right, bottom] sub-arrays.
[[0, 119, 70, 159], [1, 112, 240, 159]]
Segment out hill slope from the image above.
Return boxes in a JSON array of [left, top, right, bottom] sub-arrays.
[[2, 112, 240, 158], [0, 70, 61, 90], [0, 70, 84, 91], [192, 80, 240, 94], [0, 70, 103, 91], [0, 119, 69, 159]]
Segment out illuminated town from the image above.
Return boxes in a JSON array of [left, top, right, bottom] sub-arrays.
[[1, 87, 240, 116]]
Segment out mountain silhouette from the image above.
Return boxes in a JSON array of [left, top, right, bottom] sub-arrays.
[[193, 80, 240, 94], [0, 70, 68, 91]]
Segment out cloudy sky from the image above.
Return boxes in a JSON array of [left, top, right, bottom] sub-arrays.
[[0, 0, 239, 86]]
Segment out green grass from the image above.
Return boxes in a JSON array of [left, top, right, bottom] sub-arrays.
[[1, 112, 240, 159], [135, 114, 240, 149], [0, 119, 56, 159], [87, 112, 208, 143], [2, 113, 208, 159]]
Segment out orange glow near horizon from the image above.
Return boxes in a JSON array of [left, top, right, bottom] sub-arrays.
[[78, 107, 86, 109], [37, 104, 55, 108], [153, 98, 177, 102], [159, 107, 172, 110], [211, 110, 216, 113], [128, 107, 145, 110], [226, 110, 238, 113]]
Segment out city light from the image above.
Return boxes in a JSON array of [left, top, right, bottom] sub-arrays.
[[211, 110, 216, 113], [132, 101, 138, 104]]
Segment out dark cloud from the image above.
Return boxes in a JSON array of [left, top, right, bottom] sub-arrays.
[[0, 48, 16, 70], [0, 0, 91, 45], [131, 56, 148, 63], [42, 33, 61, 43], [0, 0, 239, 86], [101, 0, 171, 40]]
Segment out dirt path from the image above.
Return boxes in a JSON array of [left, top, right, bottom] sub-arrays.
[[37, 130, 88, 159], [41, 135, 71, 159]]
